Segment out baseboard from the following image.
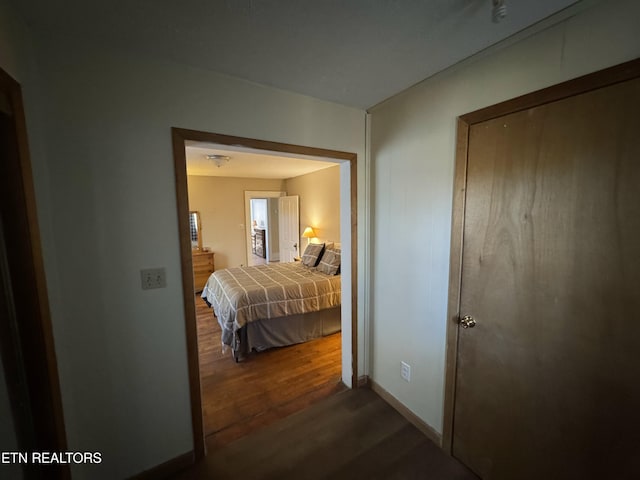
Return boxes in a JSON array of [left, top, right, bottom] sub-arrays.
[[370, 380, 442, 447], [128, 451, 194, 480], [357, 375, 370, 387]]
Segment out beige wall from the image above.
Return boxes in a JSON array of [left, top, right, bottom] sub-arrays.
[[188, 166, 340, 268], [368, 0, 640, 435], [13, 27, 364, 478], [285, 165, 341, 246], [187, 175, 284, 269]]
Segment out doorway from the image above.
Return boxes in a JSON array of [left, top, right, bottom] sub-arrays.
[[444, 59, 640, 479], [244, 191, 286, 266], [172, 129, 358, 459], [0, 67, 67, 478], [249, 198, 269, 265]]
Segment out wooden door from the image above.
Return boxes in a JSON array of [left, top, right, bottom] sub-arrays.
[[452, 75, 640, 479], [278, 195, 299, 262]]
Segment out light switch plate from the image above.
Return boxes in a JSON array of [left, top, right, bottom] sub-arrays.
[[141, 268, 166, 290]]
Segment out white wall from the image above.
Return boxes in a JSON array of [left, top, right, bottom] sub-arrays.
[[23, 31, 365, 479], [0, 0, 59, 308], [250, 199, 268, 230], [0, 0, 33, 82], [368, 0, 640, 434], [188, 176, 285, 269]]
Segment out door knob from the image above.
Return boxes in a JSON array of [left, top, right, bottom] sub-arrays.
[[460, 315, 476, 329]]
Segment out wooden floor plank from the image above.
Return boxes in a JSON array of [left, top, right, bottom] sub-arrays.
[[190, 295, 475, 479], [172, 389, 478, 480], [196, 294, 344, 447]]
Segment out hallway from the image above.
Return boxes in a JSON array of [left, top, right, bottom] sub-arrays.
[[173, 388, 477, 480]]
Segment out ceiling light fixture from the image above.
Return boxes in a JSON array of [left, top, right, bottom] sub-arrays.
[[206, 154, 231, 168], [492, 0, 507, 23]]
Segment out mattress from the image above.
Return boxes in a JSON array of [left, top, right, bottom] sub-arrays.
[[201, 262, 341, 350]]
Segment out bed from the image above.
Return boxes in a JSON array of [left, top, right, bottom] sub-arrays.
[[201, 244, 342, 361]]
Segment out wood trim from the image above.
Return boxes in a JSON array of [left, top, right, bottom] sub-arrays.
[[171, 127, 359, 460], [443, 56, 640, 457], [0, 67, 69, 478], [171, 129, 205, 460], [173, 129, 356, 161], [357, 375, 370, 388], [127, 451, 194, 480], [461, 57, 640, 125], [350, 154, 358, 389], [442, 118, 470, 454], [370, 380, 442, 447]]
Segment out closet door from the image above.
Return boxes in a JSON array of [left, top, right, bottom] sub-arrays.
[[453, 76, 640, 479]]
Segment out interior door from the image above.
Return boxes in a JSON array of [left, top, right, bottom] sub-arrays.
[[278, 195, 299, 262], [453, 77, 640, 479]]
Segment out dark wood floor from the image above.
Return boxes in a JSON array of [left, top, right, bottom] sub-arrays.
[[173, 388, 478, 480], [196, 295, 344, 448]]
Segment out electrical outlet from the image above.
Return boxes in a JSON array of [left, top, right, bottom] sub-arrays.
[[400, 361, 411, 382], [141, 268, 166, 290]]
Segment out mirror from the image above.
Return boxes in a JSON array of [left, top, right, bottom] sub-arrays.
[[189, 211, 202, 251]]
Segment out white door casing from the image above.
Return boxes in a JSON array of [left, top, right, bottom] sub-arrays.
[[244, 191, 285, 265]]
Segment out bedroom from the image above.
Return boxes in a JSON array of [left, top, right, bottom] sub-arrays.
[[184, 142, 345, 446]]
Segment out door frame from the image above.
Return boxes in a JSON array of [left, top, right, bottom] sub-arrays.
[[244, 191, 285, 265], [442, 57, 640, 453], [171, 128, 358, 460], [0, 67, 68, 477]]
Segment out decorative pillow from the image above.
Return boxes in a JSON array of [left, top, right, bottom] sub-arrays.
[[317, 248, 341, 275], [301, 243, 325, 267]]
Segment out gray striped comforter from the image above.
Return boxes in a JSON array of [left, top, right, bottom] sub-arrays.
[[201, 262, 341, 348]]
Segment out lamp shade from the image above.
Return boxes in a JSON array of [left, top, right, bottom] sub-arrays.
[[302, 227, 316, 238]]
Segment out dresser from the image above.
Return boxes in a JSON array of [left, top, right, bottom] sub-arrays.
[[192, 251, 214, 293]]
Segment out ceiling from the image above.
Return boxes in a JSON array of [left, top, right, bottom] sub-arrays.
[[185, 142, 339, 179], [10, 0, 582, 109]]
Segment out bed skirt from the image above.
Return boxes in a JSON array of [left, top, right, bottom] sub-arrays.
[[227, 306, 341, 360]]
